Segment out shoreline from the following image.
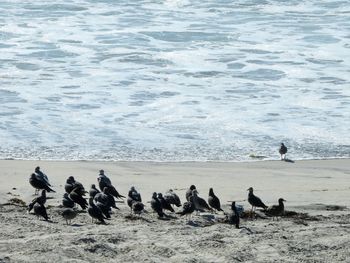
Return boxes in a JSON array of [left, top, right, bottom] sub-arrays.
[[0, 156, 349, 163]]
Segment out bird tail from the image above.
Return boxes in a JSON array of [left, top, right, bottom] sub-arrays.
[[46, 186, 55, 193], [28, 203, 34, 212]]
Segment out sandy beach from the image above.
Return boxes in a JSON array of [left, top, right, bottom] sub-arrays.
[[0, 159, 349, 262]]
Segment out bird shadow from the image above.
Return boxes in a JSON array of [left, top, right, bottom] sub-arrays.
[[283, 158, 295, 163], [164, 214, 178, 220], [200, 214, 216, 221], [124, 214, 152, 223], [70, 223, 84, 227], [186, 220, 214, 227]]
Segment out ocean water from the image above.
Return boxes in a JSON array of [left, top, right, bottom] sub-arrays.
[[0, 0, 349, 161]]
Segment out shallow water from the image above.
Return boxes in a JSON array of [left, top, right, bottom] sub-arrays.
[[0, 0, 349, 161]]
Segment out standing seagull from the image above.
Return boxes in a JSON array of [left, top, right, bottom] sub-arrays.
[[33, 203, 49, 221], [176, 199, 195, 221], [65, 176, 86, 196], [97, 170, 125, 199], [28, 190, 47, 212], [191, 189, 212, 212], [227, 201, 240, 229], [89, 184, 100, 198], [62, 193, 75, 208], [158, 193, 175, 213], [88, 198, 106, 224], [266, 198, 286, 220], [186, 185, 196, 201], [279, 143, 288, 160], [62, 208, 77, 225], [151, 192, 165, 218], [247, 187, 267, 217], [97, 170, 112, 191], [69, 188, 88, 210], [127, 187, 142, 210], [132, 201, 145, 216], [34, 167, 51, 186], [208, 188, 223, 212], [29, 173, 55, 195], [164, 189, 181, 207]]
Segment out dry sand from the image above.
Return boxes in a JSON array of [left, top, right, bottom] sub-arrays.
[[0, 159, 349, 262]]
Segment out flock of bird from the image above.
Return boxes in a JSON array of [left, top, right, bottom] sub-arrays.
[[28, 164, 287, 229]]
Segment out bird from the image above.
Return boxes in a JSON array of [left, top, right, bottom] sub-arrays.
[[34, 166, 51, 186], [97, 170, 125, 199], [176, 200, 195, 221], [29, 173, 55, 195], [208, 188, 223, 212], [266, 198, 286, 220], [88, 198, 106, 224], [97, 169, 112, 191], [191, 189, 212, 212], [279, 143, 288, 160], [163, 189, 181, 207], [94, 188, 119, 210], [227, 202, 240, 229], [28, 190, 47, 212], [247, 187, 267, 217], [65, 176, 86, 196], [186, 185, 196, 201], [33, 203, 49, 221], [69, 188, 88, 210], [127, 186, 142, 211], [103, 187, 120, 210], [150, 192, 165, 218], [89, 184, 100, 198], [158, 193, 175, 213], [62, 208, 77, 225], [131, 201, 145, 216], [104, 185, 125, 200], [95, 200, 111, 219], [62, 193, 75, 208]]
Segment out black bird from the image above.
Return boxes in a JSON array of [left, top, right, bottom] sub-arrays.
[[28, 190, 47, 212], [191, 189, 212, 212], [97, 170, 124, 199], [158, 193, 175, 213], [247, 187, 267, 216], [97, 170, 112, 191], [279, 143, 288, 160], [104, 185, 125, 200], [69, 188, 88, 210], [88, 198, 106, 224], [266, 198, 286, 219], [62, 208, 77, 225], [94, 188, 119, 210], [95, 201, 111, 219], [127, 187, 142, 211], [164, 189, 181, 207], [34, 166, 51, 186], [89, 184, 100, 198], [208, 188, 223, 212], [62, 193, 75, 208], [176, 200, 195, 220], [186, 185, 196, 201], [65, 176, 86, 196], [227, 201, 240, 229], [151, 192, 164, 218], [103, 187, 120, 210], [29, 173, 55, 194], [131, 201, 145, 216], [33, 203, 49, 221]]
